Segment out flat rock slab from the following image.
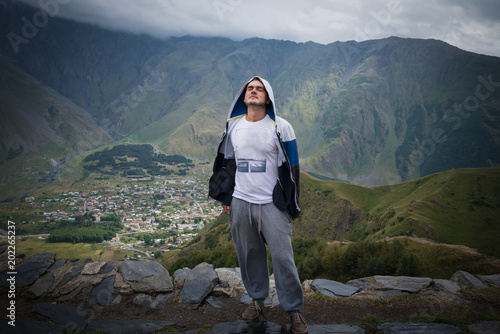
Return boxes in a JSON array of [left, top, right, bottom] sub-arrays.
[[50, 258, 68, 271], [312, 278, 360, 297], [348, 276, 432, 293], [16, 252, 56, 286], [101, 261, 118, 275], [28, 271, 54, 297], [206, 320, 283, 334], [434, 279, 462, 294], [468, 320, 500, 334], [33, 302, 87, 330], [452, 270, 487, 290], [56, 258, 92, 289], [478, 274, 500, 287], [377, 322, 461, 333], [82, 261, 106, 275], [88, 319, 175, 334], [119, 260, 173, 293], [89, 275, 115, 305]]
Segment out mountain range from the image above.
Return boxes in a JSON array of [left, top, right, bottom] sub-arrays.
[[1, 1, 500, 199]]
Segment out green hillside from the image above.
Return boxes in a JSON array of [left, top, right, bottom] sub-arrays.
[[164, 168, 500, 281], [298, 168, 500, 257]]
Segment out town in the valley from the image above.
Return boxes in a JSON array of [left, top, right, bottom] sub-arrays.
[[4, 169, 222, 260]]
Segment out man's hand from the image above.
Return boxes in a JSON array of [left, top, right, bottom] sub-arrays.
[[222, 205, 230, 215]]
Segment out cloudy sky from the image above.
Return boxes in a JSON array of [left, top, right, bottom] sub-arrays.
[[17, 0, 500, 57]]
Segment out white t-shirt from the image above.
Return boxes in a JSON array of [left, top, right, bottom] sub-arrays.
[[231, 115, 278, 204]]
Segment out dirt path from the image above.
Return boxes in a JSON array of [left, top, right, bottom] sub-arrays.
[[393, 236, 500, 267]]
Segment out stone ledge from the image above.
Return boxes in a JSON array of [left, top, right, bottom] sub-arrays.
[[1, 253, 499, 333]]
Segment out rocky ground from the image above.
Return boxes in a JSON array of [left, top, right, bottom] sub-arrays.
[[77, 289, 500, 332], [3, 282, 500, 333], [1, 250, 500, 333]]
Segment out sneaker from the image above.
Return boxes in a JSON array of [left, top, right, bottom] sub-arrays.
[[291, 313, 308, 334], [241, 300, 264, 320]]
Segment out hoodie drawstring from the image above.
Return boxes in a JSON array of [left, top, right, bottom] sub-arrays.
[[248, 203, 262, 233]]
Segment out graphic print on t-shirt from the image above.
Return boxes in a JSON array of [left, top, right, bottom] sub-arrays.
[[231, 115, 278, 204], [234, 125, 272, 174], [237, 159, 266, 173]]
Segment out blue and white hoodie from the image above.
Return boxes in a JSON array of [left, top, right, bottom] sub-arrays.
[[209, 76, 301, 218]]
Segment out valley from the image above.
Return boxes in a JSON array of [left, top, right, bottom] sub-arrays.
[[2, 2, 499, 195], [0, 150, 221, 262], [0, 2, 499, 292]]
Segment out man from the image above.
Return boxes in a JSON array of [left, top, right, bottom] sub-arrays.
[[209, 76, 307, 334]]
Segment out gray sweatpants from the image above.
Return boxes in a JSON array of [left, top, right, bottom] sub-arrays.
[[230, 197, 304, 315]]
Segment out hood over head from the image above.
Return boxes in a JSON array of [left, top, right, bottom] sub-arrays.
[[227, 76, 276, 122]]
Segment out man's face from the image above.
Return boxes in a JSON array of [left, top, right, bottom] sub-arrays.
[[244, 79, 270, 107]]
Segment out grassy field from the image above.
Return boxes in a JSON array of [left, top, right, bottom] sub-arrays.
[[4, 237, 129, 261]]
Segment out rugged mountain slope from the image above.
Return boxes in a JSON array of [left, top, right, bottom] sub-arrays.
[[1, 1, 500, 189], [0, 59, 112, 200]]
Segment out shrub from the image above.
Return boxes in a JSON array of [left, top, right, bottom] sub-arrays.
[[395, 253, 420, 276]]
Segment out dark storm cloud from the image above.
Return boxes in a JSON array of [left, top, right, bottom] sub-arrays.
[[15, 0, 500, 57]]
